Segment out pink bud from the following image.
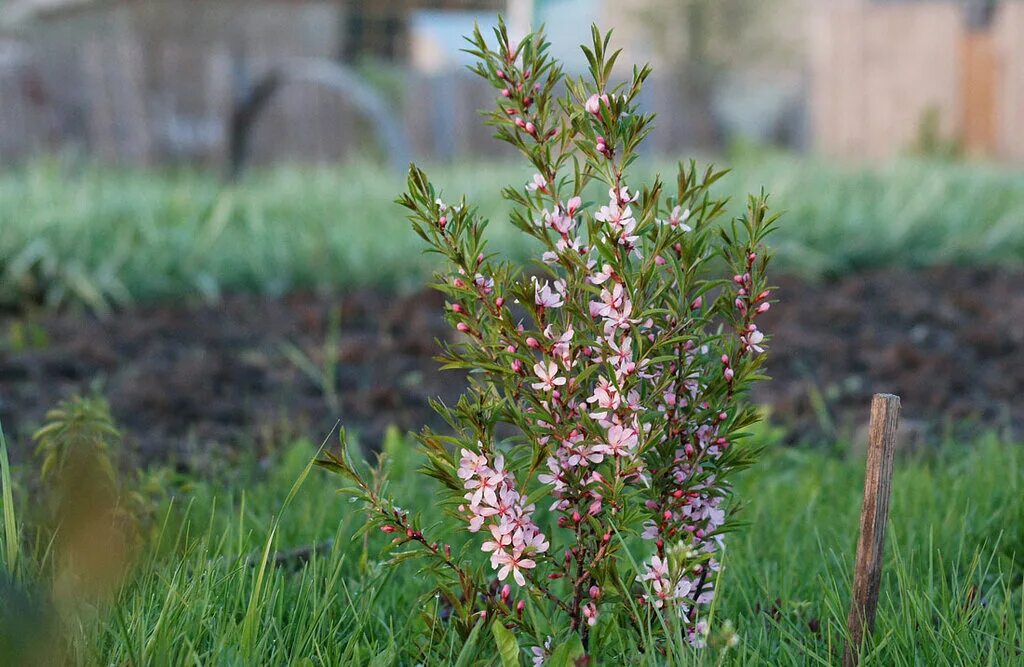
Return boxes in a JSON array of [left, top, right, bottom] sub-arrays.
[[506, 344, 516, 353], [380, 525, 396, 533], [496, 70, 506, 80], [685, 443, 695, 457], [453, 278, 465, 288], [501, 584, 511, 601], [451, 303, 464, 314], [526, 337, 540, 349], [690, 296, 702, 310], [721, 354, 730, 364], [654, 255, 666, 266], [477, 253, 484, 264], [525, 122, 536, 135], [757, 302, 771, 313], [724, 368, 734, 382], [515, 117, 526, 128], [495, 297, 505, 308], [479, 610, 487, 619], [438, 216, 447, 228], [516, 600, 525, 614], [572, 510, 582, 524], [456, 323, 470, 333], [663, 510, 672, 520], [719, 411, 728, 421]]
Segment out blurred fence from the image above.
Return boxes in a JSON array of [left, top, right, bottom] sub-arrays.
[[0, 18, 739, 170]]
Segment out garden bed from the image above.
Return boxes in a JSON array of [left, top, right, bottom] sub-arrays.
[[1, 265, 1021, 465]]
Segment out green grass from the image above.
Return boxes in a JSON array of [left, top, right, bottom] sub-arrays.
[[2, 155, 1023, 310], [1, 427, 1021, 664]]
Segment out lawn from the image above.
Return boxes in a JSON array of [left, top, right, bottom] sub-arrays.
[[2, 155, 1023, 311], [2, 426, 1021, 664]]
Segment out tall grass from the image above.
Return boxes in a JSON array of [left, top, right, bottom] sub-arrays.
[[2, 156, 1023, 310], [1, 432, 1020, 664]]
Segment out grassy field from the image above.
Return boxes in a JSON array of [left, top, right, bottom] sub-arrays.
[[2, 426, 1021, 665], [2, 155, 1023, 311]]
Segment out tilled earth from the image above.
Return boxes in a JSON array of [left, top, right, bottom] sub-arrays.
[[1, 266, 1021, 466]]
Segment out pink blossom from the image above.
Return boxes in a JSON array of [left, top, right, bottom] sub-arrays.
[[659, 205, 692, 232], [534, 279, 564, 309], [741, 325, 765, 354], [531, 362, 566, 392], [494, 549, 536, 586], [584, 93, 609, 115], [526, 173, 547, 193], [596, 423, 638, 458]]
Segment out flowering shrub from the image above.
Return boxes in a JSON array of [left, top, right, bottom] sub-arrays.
[[320, 21, 776, 662]]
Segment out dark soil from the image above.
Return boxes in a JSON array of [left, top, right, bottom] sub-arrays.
[[1, 266, 1021, 466]]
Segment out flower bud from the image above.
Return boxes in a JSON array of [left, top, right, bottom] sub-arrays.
[[456, 323, 470, 333], [526, 337, 540, 349], [757, 302, 771, 314], [690, 296, 702, 310], [501, 88, 511, 97], [381, 525, 396, 533], [451, 303, 464, 314], [495, 297, 505, 308]]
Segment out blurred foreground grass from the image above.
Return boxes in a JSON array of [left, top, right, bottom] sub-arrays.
[[2, 426, 1021, 664], [1, 155, 1023, 311]]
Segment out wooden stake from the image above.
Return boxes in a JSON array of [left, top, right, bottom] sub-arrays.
[[843, 393, 901, 667]]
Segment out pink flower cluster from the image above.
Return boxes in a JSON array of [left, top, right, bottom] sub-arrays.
[[395, 23, 775, 654], [458, 448, 549, 586]]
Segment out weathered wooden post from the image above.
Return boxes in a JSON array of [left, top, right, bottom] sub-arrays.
[[842, 393, 901, 667]]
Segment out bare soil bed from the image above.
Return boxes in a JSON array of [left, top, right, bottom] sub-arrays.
[[1, 266, 1021, 466]]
